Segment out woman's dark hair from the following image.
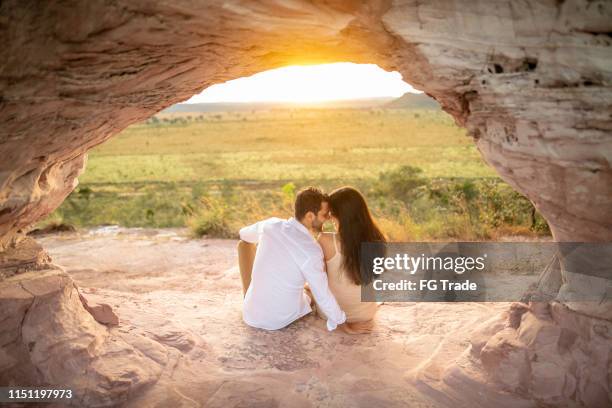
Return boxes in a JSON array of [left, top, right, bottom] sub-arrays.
[[328, 186, 386, 285]]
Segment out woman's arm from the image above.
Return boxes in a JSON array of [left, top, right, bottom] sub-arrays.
[[317, 232, 336, 262]]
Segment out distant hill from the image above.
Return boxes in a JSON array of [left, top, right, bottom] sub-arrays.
[[160, 94, 439, 114], [385, 92, 440, 110], [162, 97, 396, 113]]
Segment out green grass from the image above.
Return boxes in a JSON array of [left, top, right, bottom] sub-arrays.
[[81, 109, 494, 184], [39, 108, 549, 240]]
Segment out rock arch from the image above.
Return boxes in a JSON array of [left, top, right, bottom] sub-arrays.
[[1, 1, 611, 406]]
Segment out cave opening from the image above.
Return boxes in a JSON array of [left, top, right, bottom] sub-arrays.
[[34, 62, 549, 244]]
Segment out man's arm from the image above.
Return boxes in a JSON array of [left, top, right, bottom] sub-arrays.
[[301, 256, 346, 331], [237, 240, 257, 296], [239, 222, 261, 244], [239, 217, 282, 244]]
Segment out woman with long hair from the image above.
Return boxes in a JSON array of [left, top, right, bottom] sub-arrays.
[[317, 186, 386, 328]]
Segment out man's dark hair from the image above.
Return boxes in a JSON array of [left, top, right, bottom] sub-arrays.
[[294, 187, 328, 220]]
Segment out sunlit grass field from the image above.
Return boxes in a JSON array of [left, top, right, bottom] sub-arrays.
[[40, 108, 549, 240], [82, 109, 494, 184]]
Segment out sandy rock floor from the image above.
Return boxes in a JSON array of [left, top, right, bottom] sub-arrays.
[[38, 228, 525, 408]]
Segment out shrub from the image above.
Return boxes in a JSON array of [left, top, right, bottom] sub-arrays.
[[187, 196, 233, 238], [372, 165, 428, 202], [370, 166, 550, 240]]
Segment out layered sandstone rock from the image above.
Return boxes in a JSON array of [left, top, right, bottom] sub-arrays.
[[0, 236, 51, 280], [0, 267, 167, 406], [1, 0, 610, 406], [468, 301, 612, 407]]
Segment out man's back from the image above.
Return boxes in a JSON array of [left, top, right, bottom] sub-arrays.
[[240, 217, 346, 331]]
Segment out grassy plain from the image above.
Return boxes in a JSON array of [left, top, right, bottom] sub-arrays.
[[39, 108, 549, 240], [82, 109, 493, 183]]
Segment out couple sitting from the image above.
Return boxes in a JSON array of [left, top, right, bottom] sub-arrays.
[[237, 186, 386, 333]]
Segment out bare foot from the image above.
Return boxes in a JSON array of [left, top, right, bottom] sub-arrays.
[[338, 320, 375, 334]]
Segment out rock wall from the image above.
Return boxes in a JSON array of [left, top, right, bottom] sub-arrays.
[[465, 301, 612, 407], [0, 265, 167, 406], [1, 0, 611, 406]]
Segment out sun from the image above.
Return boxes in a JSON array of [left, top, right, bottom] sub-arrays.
[[185, 63, 418, 104]]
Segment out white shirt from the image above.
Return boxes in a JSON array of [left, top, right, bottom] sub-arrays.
[[239, 217, 346, 331]]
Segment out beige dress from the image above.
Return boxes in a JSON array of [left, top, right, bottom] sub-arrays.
[[323, 234, 377, 323]]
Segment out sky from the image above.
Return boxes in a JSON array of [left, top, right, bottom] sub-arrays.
[[184, 63, 418, 104]]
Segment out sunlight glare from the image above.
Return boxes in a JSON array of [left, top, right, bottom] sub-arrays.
[[185, 63, 417, 104]]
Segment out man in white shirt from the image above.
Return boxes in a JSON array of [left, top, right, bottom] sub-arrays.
[[238, 187, 347, 331]]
